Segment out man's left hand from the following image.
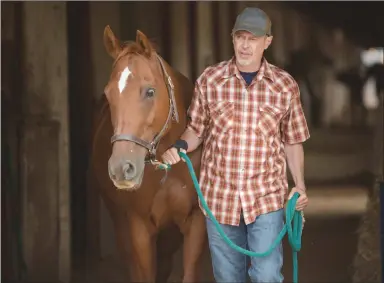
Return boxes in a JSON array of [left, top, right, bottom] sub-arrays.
[[288, 186, 308, 211]]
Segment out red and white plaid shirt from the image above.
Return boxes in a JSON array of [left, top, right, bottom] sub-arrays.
[[187, 57, 310, 226]]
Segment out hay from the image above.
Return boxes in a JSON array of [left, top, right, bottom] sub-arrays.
[[352, 182, 381, 283]]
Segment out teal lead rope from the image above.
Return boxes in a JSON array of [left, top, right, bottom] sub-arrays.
[[157, 151, 303, 283]]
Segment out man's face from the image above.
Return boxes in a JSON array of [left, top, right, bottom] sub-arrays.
[[232, 31, 272, 67]]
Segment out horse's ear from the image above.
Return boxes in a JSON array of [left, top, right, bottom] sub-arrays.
[[103, 25, 122, 59], [136, 30, 153, 58]]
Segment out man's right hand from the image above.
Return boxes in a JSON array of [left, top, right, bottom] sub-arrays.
[[161, 147, 186, 165]]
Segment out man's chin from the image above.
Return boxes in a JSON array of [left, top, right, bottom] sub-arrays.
[[237, 58, 253, 66]]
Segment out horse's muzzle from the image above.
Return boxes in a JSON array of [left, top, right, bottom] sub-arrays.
[[108, 157, 144, 190]]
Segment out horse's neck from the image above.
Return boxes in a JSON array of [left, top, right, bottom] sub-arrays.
[[165, 63, 194, 108], [160, 61, 194, 144], [173, 70, 194, 108]]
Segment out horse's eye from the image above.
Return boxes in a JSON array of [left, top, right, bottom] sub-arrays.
[[146, 88, 156, 98]]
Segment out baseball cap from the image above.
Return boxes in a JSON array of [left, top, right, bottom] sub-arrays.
[[232, 7, 272, 37]]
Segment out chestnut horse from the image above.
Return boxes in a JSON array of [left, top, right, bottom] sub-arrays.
[[87, 26, 207, 282]]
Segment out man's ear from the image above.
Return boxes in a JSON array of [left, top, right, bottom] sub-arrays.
[[265, 35, 273, 50]]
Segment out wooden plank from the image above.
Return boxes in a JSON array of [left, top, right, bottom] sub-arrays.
[[20, 118, 61, 282]]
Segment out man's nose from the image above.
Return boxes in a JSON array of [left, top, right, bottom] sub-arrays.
[[242, 39, 249, 48]]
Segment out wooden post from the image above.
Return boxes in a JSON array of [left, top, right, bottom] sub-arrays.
[[21, 2, 70, 282]]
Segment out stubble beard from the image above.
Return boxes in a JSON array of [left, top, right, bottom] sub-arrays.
[[237, 58, 253, 66]]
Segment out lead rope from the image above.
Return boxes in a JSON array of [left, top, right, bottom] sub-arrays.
[[155, 152, 303, 283], [150, 159, 171, 184]]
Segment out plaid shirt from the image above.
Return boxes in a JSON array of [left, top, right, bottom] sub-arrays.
[[187, 57, 310, 226]]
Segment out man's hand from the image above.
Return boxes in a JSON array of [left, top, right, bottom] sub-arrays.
[[288, 186, 308, 211], [161, 129, 202, 166], [161, 147, 186, 165]]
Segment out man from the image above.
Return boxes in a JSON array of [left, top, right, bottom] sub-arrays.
[[161, 7, 310, 283]]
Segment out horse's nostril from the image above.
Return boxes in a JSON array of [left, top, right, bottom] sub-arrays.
[[123, 161, 136, 180]]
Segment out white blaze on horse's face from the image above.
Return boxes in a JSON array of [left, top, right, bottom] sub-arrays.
[[118, 66, 132, 94]]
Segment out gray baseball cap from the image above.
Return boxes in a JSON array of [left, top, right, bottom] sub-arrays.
[[232, 7, 272, 37]]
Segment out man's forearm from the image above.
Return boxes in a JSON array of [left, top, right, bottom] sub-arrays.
[[180, 128, 203, 153], [285, 143, 305, 188]]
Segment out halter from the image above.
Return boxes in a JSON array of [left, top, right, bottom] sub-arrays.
[[110, 54, 179, 165]]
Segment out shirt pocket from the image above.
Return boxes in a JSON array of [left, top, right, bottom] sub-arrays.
[[208, 101, 235, 134], [257, 105, 286, 137]]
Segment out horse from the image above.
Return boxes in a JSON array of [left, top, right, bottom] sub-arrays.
[[87, 25, 207, 282]]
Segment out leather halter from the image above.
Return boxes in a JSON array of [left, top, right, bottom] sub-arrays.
[[110, 54, 179, 164]]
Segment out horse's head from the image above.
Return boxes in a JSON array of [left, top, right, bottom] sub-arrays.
[[103, 25, 178, 191]]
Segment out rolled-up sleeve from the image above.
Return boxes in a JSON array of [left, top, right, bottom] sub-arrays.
[[280, 82, 310, 144], [186, 81, 209, 139]]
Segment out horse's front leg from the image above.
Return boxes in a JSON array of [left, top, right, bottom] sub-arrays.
[[179, 207, 207, 282], [127, 215, 157, 282], [102, 194, 156, 282]]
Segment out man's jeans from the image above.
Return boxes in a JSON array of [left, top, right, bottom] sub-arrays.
[[206, 209, 284, 283]]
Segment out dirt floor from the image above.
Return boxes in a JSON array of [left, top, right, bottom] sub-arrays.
[[84, 184, 367, 283], [93, 216, 362, 283], [169, 217, 361, 282]]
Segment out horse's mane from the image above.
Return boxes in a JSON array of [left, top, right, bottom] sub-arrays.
[[113, 39, 160, 67]]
